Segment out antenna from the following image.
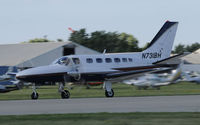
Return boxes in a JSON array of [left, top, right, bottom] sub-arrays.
[[103, 49, 106, 54]]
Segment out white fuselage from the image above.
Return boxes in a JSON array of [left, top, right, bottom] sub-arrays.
[[65, 52, 162, 74]]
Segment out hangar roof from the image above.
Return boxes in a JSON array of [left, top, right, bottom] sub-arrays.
[[182, 48, 200, 64], [0, 42, 99, 66]]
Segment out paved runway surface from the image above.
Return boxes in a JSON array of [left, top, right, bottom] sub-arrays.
[[1, 95, 200, 115]]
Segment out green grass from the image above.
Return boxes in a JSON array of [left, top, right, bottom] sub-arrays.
[[1, 82, 200, 100], [1, 112, 200, 125]]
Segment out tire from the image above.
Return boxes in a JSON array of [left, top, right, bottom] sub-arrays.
[[61, 90, 70, 99], [105, 89, 114, 97], [31, 92, 39, 100]]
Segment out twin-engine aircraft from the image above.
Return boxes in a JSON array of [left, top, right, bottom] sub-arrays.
[[16, 21, 179, 99]]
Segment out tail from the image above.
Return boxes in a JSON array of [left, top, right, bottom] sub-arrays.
[[142, 21, 178, 63], [168, 62, 182, 83]]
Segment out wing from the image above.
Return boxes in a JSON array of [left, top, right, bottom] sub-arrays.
[[105, 65, 171, 82], [105, 52, 188, 82]]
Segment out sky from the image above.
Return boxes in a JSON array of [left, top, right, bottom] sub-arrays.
[[0, 0, 200, 47]]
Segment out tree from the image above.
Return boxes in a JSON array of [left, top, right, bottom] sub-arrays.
[[173, 44, 186, 54], [141, 42, 150, 51], [185, 42, 200, 52], [173, 42, 200, 54], [28, 38, 51, 43], [69, 28, 140, 53], [69, 29, 88, 45], [57, 39, 64, 42], [22, 38, 64, 43]]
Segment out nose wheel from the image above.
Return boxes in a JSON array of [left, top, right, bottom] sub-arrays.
[[31, 83, 39, 100]]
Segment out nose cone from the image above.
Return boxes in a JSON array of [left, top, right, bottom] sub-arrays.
[[16, 64, 70, 82]]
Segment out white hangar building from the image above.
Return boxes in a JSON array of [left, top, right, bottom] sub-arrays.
[[182, 48, 200, 72], [0, 42, 99, 69]]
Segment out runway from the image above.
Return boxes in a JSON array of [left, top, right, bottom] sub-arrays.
[[1, 95, 200, 115]]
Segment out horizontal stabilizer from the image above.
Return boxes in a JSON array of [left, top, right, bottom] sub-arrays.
[[153, 52, 190, 65]]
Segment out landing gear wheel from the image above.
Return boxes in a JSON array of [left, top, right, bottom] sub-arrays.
[[31, 92, 39, 100], [105, 89, 114, 97], [61, 90, 70, 99]]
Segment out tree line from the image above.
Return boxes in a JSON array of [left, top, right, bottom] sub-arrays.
[[172, 42, 200, 54], [24, 28, 200, 54]]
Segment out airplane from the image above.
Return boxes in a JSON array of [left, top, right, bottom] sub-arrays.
[[16, 21, 179, 99], [0, 66, 17, 81], [0, 66, 22, 93], [123, 63, 182, 90], [0, 80, 21, 93], [183, 71, 200, 84]]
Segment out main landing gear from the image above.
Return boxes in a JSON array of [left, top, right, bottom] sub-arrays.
[[104, 81, 114, 97]]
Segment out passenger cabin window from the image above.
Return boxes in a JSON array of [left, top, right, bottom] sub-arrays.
[[96, 58, 103, 63], [114, 58, 120, 63], [122, 58, 127, 62], [86, 58, 93, 63], [105, 58, 112, 63], [128, 58, 133, 62], [72, 58, 80, 64]]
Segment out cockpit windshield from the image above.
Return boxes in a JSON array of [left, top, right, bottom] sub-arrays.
[[55, 57, 70, 65]]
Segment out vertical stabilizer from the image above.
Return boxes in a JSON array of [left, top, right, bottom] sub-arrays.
[[142, 21, 178, 63]]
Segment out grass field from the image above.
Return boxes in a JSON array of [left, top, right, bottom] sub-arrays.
[[1, 81, 200, 100], [1, 112, 200, 125]]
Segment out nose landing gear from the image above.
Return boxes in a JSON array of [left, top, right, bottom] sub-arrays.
[[31, 83, 39, 100]]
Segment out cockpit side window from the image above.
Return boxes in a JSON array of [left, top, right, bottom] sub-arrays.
[[72, 58, 80, 65], [57, 57, 70, 65]]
